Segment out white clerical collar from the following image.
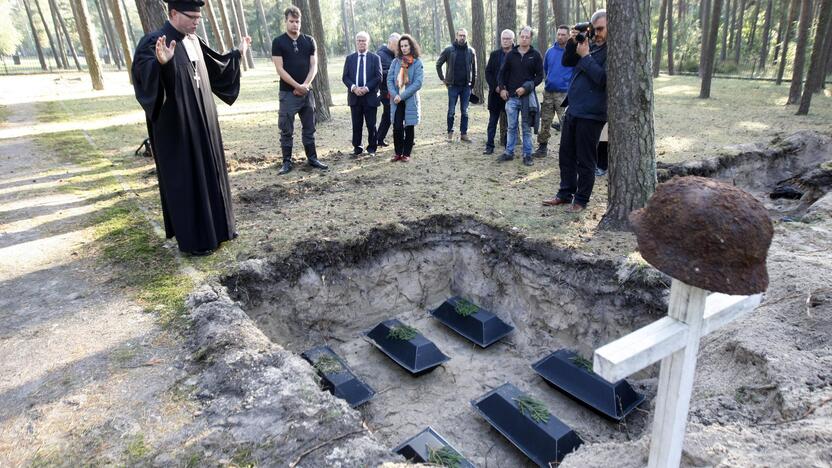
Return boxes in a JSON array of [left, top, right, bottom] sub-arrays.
[[183, 34, 200, 62]]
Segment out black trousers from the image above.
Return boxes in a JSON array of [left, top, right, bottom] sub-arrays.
[[278, 91, 316, 151], [377, 99, 391, 145], [393, 101, 415, 156], [350, 100, 378, 152], [556, 114, 606, 206], [597, 141, 608, 171], [486, 108, 508, 150]]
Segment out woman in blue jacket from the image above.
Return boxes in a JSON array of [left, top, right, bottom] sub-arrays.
[[387, 34, 424, 162]]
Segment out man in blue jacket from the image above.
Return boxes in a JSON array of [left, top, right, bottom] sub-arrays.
[[543, 10, 607, 212], [533, 25, 573, 158], [342, 31, 382, 157]]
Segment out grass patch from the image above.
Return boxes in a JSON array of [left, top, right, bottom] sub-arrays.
[[454, 298, 479, 317], [514, 395, 550, 424], [313, 354, 343, 374], [0, 104, 9, 123], [388, 324, 419, 341], [124, 434, 150, 462], [428, 445, 464, 468]]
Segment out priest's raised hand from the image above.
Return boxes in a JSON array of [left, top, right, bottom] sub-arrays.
[[131, 0, 245, 257]]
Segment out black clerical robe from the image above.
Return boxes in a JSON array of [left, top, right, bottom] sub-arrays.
[[132, 21, 240, 253]]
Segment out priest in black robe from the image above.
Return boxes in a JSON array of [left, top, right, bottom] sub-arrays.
[[132, 0, 250, 256]]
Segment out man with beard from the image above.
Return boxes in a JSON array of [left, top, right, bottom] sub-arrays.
[[436, 28, 477, 142], [132, 0, 250, 256]]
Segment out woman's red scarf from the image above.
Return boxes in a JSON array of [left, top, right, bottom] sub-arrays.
[[396, 55, 415, 91]]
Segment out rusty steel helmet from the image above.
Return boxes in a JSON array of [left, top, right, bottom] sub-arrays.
[[629, 176, 773, 295]]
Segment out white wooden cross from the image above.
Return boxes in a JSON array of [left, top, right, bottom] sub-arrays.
[[593, 278, 763, 468]]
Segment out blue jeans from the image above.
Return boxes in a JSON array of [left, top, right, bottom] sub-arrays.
[[447, 85, 470, 134], [505, 97, 532, 156]]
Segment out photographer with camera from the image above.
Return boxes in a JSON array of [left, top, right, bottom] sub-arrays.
[[542, 9, 607, 213]]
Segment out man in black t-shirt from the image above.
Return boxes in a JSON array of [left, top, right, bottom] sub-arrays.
[[271, 6, 327, 175]]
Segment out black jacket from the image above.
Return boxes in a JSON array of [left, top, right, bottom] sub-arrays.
[[497, 45, 544, 98], [485, 48, 511, 111], [377, 45, 396, 96], [562, 39, 607, 121], [436, 43, 477, 88]]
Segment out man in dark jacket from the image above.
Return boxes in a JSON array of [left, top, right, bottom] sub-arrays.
[[533, 25, 573, 157], [483, 29, 514, 155], [543, 9, 607, 212], [436, 28, 477, 142], [375, 33, 399, 148], [497, 26, 544, 167]]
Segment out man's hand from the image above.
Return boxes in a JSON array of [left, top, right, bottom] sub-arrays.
[[393, 95, 402, 104], [516, 87, 526, 96], [294, 84, 310, 96], [577, 40, 590, 57], [500, 89, 509, 100], [238, 36, 251, 56], [155, 35, 176, 65]]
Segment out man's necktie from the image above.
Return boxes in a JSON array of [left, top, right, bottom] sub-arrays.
[[358, 54, 365, 87]]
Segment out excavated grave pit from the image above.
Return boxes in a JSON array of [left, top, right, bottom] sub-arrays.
[[225, 216, 669, 466]]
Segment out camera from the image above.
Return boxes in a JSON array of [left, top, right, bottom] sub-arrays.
[[574, 22, 594, 43]]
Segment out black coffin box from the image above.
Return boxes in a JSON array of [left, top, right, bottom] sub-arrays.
[[531, 349, 645, 421], [392, 426, 475, 467], [430, 296, 515, 348], [301, 345, 375, 408], [365, 319, 451, 375], [471, 382, 582, 467]]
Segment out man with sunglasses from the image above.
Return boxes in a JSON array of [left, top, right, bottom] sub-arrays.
[[543, 9, 608, 213], [131, 0, 250, 256], [271, 6, 328, 175]]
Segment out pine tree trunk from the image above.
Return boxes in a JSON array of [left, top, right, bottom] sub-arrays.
[[254, 0, 270, 52], [308, 0, 331, 105], [654, 0, 667, 77], [226, 0, 246, 70], [526, 0, 532, 26], [109, 0, 133, 81], [340, 0, 351, 52], [444, 0, 455, 42], [203, 0, 226, 51], [49, 0, 69, 68], [757, 0, 773, 72], [121, 0, 137, 45], [699, 0, 711, 77], [538, 0, 548, 50], [796, 0, 831, 113], [748, 0, 761, 49], [772, 0, 789, 64], [233, 0, 254, 67], [135, 0, 166, 33], [53, 0, 82, 70], [94, 0, 114, 65], [215, 0, 235, 54], [293, 0, 331, 121], [667, 0, 675, 73], [700, 0, 724, 97], [720, 0, 731, 61], [728, 0, 738, 46], [733, 0, 746, 63], [35, 0, 62, 68], [400, 0, 412, 35], [348, 0, 356, 39], [98, 0, 124, 68], [473, 0, 487, 98], [72, 0, 105, 89], [776, 0, 798, 83], [552, 0, 565, 26], [601, 0, 656, 231], [496, 0, 516, 44], [23, 0, 49, 70], [433, 0, 443, 50], [787, 0, 811, 103]]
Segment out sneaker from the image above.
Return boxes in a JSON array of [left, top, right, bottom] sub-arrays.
[[460, 134, 472, 142], [595, 167, 607, 177], [497, 152, 514, 162], [390, 154, 402, 162], [401, 155, 411, 162]]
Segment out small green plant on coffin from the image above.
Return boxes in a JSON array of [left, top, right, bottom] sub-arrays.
[[514, 395, 551, 424], [570, 354, 594, 374], [388, 324, 419, 340], [427, 445, 464, 468], [454, 298, 479, 317], [313, 354, 343, 374]]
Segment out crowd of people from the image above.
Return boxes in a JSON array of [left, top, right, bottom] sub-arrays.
[[132, 0, 609, 255]]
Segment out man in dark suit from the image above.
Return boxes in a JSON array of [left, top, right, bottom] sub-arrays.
[[342, 31, 382, 156], [483, 29, 515, 155]]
